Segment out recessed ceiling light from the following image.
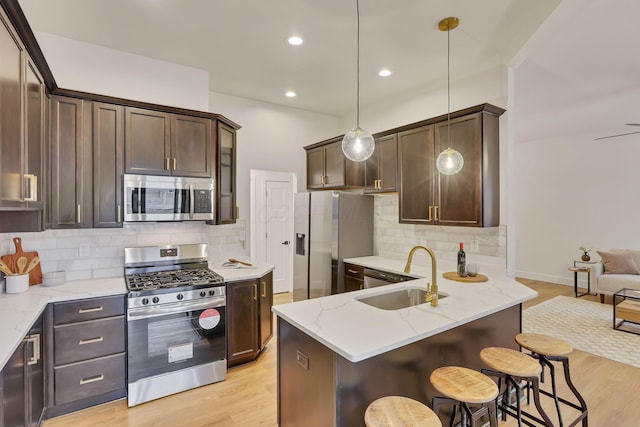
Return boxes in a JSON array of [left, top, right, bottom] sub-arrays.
[[288, 36, 303, 46], [285, 91, 296, 98], [378, 69, 392, 77]]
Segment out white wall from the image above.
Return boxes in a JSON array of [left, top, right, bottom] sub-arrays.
[[209, 92, 341, 218], [513, 130, 640, 285], [35, 32, 209, 111]]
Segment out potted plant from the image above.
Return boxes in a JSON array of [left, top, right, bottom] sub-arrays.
[[579, 245, 591, 261]]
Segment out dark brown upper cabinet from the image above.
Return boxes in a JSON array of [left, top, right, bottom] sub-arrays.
[[398, 106, 502, 227], [364, 134, 398, 193], [93, 102, 124, 228], [305, 137, 364, 190], [216, 122, 236, 224], [124, 107, 212, 178], [50, 96, 93, 229]]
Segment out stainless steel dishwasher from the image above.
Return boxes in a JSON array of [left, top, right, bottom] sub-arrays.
[[363, 268, 416, 288]]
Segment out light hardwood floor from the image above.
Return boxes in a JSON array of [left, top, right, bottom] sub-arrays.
[[43, 281, 640, 426]]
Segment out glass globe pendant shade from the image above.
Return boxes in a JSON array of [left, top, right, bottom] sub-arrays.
[[436, 147, 464, 175], [342, 127, 375, 162]]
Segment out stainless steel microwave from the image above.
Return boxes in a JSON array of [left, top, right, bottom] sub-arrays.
[[123, 174, 214, 222]]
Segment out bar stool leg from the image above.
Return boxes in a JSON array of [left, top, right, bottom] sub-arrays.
[[560, 357, 588, 427], [530, 376, 555, 427], [539, 356, 564, 426]]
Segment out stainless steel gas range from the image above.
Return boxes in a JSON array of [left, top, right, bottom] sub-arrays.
[[124, 243, 226, 407]]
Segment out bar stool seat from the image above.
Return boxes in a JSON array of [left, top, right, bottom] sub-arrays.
[[364, 396, 442, 427], [480, 347, 553, 426], [516, 333, 588, 427], [430, 366, 499, 426]]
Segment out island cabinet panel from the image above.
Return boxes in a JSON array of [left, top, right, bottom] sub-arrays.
[[92, 102, 124, 228], [364, 134, 398, 193], [44, 295, 127, 419], [305, 138, 364, 190], [277, 304, 520, 427]]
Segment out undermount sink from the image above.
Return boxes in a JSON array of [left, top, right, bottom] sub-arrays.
[[356, 287, 448, 310]]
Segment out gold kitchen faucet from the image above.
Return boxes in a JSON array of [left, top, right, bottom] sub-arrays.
[[404, 245, 439, 307]]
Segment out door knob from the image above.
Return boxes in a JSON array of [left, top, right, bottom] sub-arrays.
[[282, 241, 290, 245]]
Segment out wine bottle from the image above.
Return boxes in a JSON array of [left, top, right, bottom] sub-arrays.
[[457, 242, 467, 277]]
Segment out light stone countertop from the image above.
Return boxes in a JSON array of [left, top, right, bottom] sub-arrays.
[[272, 255, 537, 363], [0, 263, 274, 372], [0, 277, 126, 371], [210, 260, 274, 282]]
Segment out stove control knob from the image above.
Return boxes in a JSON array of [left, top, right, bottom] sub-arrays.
[[153, 297, 160, 304], [209, 290, 216, 296], [200, 291, 206, 297], [142, 298, 149, 305], [177, 293, 184, 301]]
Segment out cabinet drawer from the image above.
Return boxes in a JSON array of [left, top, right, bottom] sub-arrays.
[[54, 316, 125, 365], [54, 295, 125, 324], [54, 353, 125, 406], [344, 263, 364, 279]]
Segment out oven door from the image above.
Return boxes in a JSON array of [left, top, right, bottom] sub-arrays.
[[127, 299, 226, 383]]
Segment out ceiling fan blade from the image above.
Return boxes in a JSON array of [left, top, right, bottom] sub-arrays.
[[594, 131, 640, 140]]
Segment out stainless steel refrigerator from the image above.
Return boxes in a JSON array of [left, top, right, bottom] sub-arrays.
[[293, 191, 374, 301]]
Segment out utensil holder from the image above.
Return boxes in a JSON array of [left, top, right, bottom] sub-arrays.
[[6, 273, 29, 293]]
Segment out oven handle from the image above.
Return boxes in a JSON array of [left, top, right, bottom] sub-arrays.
[[127, 297, 225, 321]]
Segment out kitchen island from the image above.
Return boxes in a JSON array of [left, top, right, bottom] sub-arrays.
[[273, 256, 537, 426]]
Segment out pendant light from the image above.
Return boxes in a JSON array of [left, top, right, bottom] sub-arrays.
[[342, 0, 375, 162], [435, 17, 464, 176]]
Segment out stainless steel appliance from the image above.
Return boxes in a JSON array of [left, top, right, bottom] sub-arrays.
[[363, 267, 415, 288], [124, 243, 226, 407], [123, 174, 214, 222], [293, 191, 373, 301]]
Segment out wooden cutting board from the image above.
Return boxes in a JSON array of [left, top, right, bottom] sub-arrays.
[[1, 237, 42, 285], [442, 271, 488, 283]]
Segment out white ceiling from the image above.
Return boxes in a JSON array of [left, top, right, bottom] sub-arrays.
[[18, 0, 560, 117]]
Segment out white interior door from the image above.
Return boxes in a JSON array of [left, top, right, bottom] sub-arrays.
[[250, 170, 296, 294]]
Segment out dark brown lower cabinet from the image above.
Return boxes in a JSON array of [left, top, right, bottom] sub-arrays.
[[227, 271, 274, 367], [343, 263, 364, 292], [44, 295, 126, 419], [0, 314, 44, 427]]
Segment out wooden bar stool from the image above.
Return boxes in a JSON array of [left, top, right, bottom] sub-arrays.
[[364, 396, 442, 427], [430, 366, 499, 427], [515, 333, 588, 427], [480, 347, 553, 427]]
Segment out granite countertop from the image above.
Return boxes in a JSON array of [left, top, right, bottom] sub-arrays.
[[273, 256, 537, 363], [0, 277, 126, 371]]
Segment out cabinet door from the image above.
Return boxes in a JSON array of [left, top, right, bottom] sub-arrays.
[[93, 102, 123, 228], [50, 96, 92, 228], [435, 114, 483, 226], [1, 338, 27, 427], [171, 114, 212, 177], [259, 272, 274, 350], [217, 122, 236, 224], [124, 107, 170, 176], [24, 58, 44, 209], [27, 316, 44, 427], [306, 146, 325, 189], [0, 12, 24, 208], [365, 134, 397, 193], [227, 280, 258, 367], [398, 125, 435, 223], [323, 141, 345, 188]]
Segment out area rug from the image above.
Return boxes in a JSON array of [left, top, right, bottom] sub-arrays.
[[522, 296, 640, 368]]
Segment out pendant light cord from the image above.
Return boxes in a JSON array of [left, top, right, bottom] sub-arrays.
[[356, 0, 361, 129], [447, 19, 451, 147]]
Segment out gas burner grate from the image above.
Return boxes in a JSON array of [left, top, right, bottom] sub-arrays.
[[126, 268, 224, 292]]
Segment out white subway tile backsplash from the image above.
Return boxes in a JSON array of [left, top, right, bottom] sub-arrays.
[[0, 221, 248, 280]]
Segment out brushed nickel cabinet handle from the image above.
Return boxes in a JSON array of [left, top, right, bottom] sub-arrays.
[[78, 306, 103, 314], [253, 283, 257, 300], [80, 374, 104, 385], [428, 206, 433, 221], [347, 269, 359, 274], [173, 157, 177, 170], [26, 334, 40, 366], [165, 158, 170, 170], [261, 281, 267, 297], [118, 204, 122, 223], [434, 205, 439, 221], [79, 337, 104, 345], [77, 204, 81, 224]]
